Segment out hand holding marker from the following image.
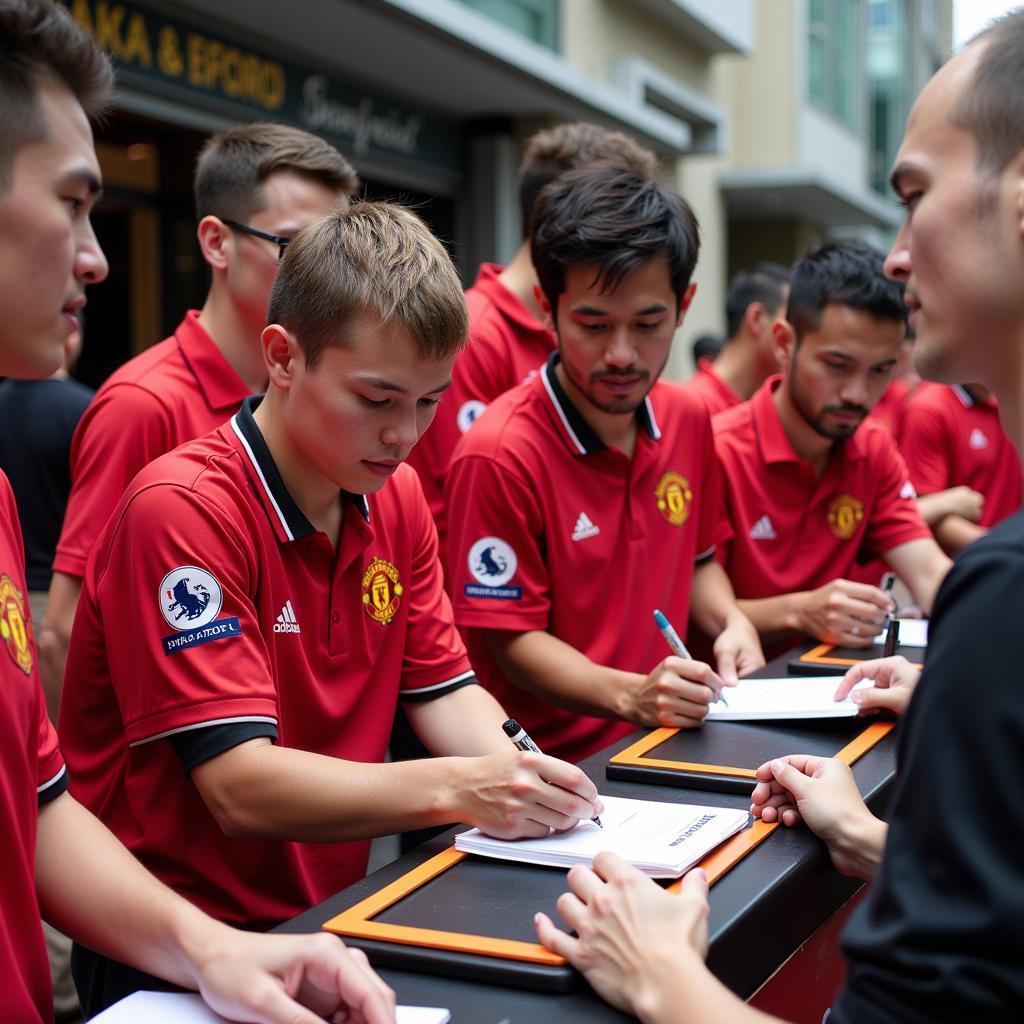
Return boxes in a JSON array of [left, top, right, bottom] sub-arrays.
[[503, 719, 603, 828], [653, 608, 730, 708]]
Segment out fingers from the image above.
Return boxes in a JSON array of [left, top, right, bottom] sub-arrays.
[[534, 910, 578, 961], [714, 646, 738, 685], [851, 685, 908, 714], [532, 753, 600, 805], [836, 579, 896, 614]]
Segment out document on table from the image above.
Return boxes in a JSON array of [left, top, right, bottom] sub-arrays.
[[872, 617, 929, 646], [705, 676, 869, 721], [455, 794, 749, 878], [90, 991, 451, 1023]]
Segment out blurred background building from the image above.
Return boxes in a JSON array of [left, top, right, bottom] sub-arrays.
[[67, 0, 952, 386]]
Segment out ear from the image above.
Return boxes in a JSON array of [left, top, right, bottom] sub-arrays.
[[676, 282, 697, 327], [533, 284, 556, 332], [744, 301, 766, 335], [262, 324, 300, 390], [197, 216, 231, 272], [772, 318, 797, 367]]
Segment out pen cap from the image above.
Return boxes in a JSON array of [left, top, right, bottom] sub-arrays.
[[501, 719, 522, 738]]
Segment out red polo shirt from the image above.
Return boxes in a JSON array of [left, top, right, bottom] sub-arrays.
[[60, 397, 474, 930], [900, 384, 1022, 529], [0, 474, 68, 1023], [445, 356, 727, 764], [54, 311, 250, 578], [683, 358, 742, 417], [868, 377, 911, 436], [713, 378, 931, 602], [406, 263, 555, 541]]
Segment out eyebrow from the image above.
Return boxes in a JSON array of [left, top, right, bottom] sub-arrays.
[[63, 168, 103, 199], [571, 303, 670, 316], [352, 374, 451, 396]]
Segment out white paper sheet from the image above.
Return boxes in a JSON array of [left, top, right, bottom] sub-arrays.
[[90, 990, 450, 1023], [872, 617, 929, 647], [705, 675, 869, 721], [455, 794, 748, 877]]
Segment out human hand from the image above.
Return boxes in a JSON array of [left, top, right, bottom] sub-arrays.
[[937, 485, 985, 522], [457, 749, 602, 839], [712, 612, 765, 683], [196, 930, 396, 1024], [795, 579, 894, 646], [630, 656, 727, 729], [535, 853, 709, 1019], [834, 656, 920, 716], [750, 756, 883, 878]]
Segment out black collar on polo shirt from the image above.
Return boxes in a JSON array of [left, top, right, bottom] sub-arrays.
[[230, 395, 370, 542], [540, 351, 661, 456]]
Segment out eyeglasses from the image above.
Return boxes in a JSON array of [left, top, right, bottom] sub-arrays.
[[221, 219, 292, 262]]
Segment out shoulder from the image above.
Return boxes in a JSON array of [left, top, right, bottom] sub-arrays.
[[855, 416, 907, 459], [95, 336, 179, 390], [711, 399, 754, 444], [451, 383, 538, 460]]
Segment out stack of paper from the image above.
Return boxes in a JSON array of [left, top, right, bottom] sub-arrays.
[[872, 618, 929, 646], [91, 992, 451, 1023], [455, 794, 748, 878], [706, 675, 869, 721]]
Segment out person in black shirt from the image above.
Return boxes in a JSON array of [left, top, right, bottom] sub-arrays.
[[535, 11, 1024, 1023]]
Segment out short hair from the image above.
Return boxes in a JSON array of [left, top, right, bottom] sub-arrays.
[[531, 167, 700, 315], [517, 122, 661, 236], [951, 9, 1024, 176], [724, 262, 792, 339], [786, 240, 906, 342], [194, 122, 359, 221], [692, 333, 723, 364], [0, 0, 113, 190], [268, 202, 468, 369]]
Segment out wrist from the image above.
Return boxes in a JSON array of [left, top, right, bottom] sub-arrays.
[[830, 808, 887, 880], [634, 947, 707, 1024], [783, 592, 807, 635]]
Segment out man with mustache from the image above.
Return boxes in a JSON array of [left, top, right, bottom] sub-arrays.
[[443, 167, 764, 765], [711, 241, 950, 654]]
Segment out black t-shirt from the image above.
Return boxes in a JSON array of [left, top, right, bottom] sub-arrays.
[[0, 377, 92, 590], [832, 509, 1024, 1023]]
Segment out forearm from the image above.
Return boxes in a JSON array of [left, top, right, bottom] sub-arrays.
[[689, 561, 750, 636], [36, 794, 232, 990], [191, 739, 478, 841], [487, 628, 643, 721], [828, 809, 888, 881], [38, 570, 82, 719], [406, 684, 514, 757], [933, 514, 987, 554], [736, 593, 804, 641]]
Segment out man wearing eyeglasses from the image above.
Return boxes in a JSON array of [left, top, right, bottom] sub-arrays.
[[40, 123, 357, 705]]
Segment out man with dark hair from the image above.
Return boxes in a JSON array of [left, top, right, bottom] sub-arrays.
[[59, 203, 600, 1011], [41, 120, 358, 704], [444, 168, 763, 764], [0, 2, 397, 1021], [537, 10, 1024, 1023], [712, 241, 950, 653], [686, 262, 790, 415], [406, 121, 660, 541]]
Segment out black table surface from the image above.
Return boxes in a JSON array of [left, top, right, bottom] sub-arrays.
[[278, 648, 898, 1022]]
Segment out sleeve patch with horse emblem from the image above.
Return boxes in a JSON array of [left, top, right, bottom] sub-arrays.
[[158, 565, 242, 656]]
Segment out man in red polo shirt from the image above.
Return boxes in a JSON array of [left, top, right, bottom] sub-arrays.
[[406, 122, 659, 543], [40, 122, 358, 704], [899, 382, 1022, 553], [0, 4, 397, 1022], [685, 262, 790, 417], [444, 168, 764, 764], [59, 203, 600, 1011], [713, 241, 951, 652]]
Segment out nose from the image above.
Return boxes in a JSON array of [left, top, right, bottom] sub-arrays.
[[76, 218, 109, 286], [884, 220, 910, 282], [839, 375, 870, 409], [381, 408, 419, 452], [604, 327, 637, 368]]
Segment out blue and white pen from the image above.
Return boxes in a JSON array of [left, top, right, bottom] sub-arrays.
[[653, 608, 730, 708]]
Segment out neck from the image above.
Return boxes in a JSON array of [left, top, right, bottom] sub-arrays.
[[497, 243, 545, 321], [710, 338, 770, 401], [773, 381, 833, 475], [197, 283, 271, 393], [252, 389, 343, 543], [554, 360, 639, 458]]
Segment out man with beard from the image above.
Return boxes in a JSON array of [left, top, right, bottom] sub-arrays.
[[712, 241, 950, 654], [443, 168, 763, 765]]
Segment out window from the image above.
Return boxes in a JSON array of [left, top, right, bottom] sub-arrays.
[[867, 0, 905, 194], [454, 0, 560, 50], [808, 0, 865, 130]]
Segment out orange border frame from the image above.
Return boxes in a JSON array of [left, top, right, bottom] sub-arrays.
[[796, 643, 924, 670], [323, 818, 781, 964], [609, 719, 895, 780]]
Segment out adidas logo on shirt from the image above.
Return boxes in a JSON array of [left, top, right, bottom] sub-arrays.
[[969, 427, 989, 450], [749, 515, 777, 541], [899, 481, 918, 500], [571, 512, 600, 542], [273, 600, 301, 634]]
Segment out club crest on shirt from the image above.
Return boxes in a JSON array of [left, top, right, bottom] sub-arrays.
[[362, 557, 402, 625], [827, 494, 864, 540], [464, 536, 522, 600], [0, 574, 33, 676], [158, 566, 241, 656], [654, 472, 692, 527]]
